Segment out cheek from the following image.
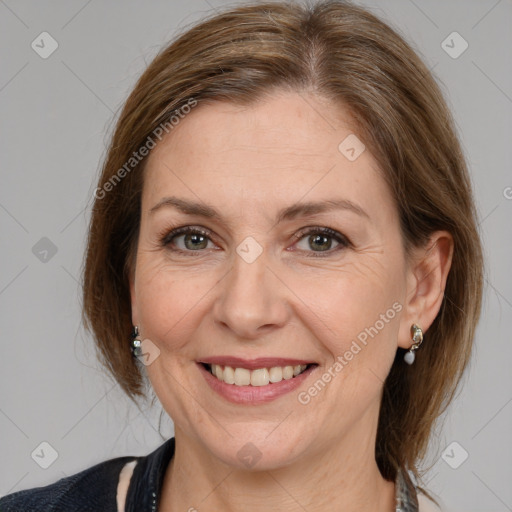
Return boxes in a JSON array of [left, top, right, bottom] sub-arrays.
[[297, 271, 403, 421], [293, 256, 404, 369], [133, 254, 216, 351], [311, 259, 402, 327]]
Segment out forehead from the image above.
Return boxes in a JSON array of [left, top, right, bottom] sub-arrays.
[[142, 92, 393, 223]]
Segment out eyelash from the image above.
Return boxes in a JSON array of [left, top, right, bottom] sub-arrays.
[[158, 225, 351, 258]]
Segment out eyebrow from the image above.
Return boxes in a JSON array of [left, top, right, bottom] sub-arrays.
[[149, 196, 370, 223]]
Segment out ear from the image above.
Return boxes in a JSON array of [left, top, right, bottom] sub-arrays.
[[397, 231, 454, 349]]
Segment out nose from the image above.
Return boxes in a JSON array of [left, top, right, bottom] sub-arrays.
[[212, 245, 290, 340]]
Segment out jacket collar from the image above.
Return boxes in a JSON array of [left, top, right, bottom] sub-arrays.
[[127, 437, 419, 511]]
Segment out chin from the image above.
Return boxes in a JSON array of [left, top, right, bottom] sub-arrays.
[[200, 427, 312, 472]]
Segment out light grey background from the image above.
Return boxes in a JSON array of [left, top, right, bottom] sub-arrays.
[[0, 1, 511, 510]]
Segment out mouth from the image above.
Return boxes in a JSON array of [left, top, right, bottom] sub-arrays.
[[196, 359, 319, 404], [200, 362, 318, 386]]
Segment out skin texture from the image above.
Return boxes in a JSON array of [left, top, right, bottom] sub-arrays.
[[129, 90, 453, 511]]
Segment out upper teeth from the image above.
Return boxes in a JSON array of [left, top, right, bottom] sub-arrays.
[[210, 364, 308, 386]]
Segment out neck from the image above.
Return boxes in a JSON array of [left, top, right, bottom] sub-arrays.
[[159, 423, 396, 512]]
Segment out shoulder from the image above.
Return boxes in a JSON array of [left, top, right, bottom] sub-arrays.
[[0, 454, 137, 512]]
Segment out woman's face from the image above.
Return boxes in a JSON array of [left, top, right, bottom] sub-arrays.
[[130, 91, 415, 469]]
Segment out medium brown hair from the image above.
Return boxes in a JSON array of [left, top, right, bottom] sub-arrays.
[[81, 0, 483, 486]]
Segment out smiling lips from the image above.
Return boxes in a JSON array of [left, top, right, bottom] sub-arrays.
[[198, 357, 317, 387]]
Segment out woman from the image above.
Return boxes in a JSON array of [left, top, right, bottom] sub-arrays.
[[0, 1, 483, 511]]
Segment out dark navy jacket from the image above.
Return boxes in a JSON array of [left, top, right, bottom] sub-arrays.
[[0, 437, 175, 512]]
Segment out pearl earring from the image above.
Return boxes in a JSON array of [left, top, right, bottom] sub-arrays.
[[404, 324, 423, 365]]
